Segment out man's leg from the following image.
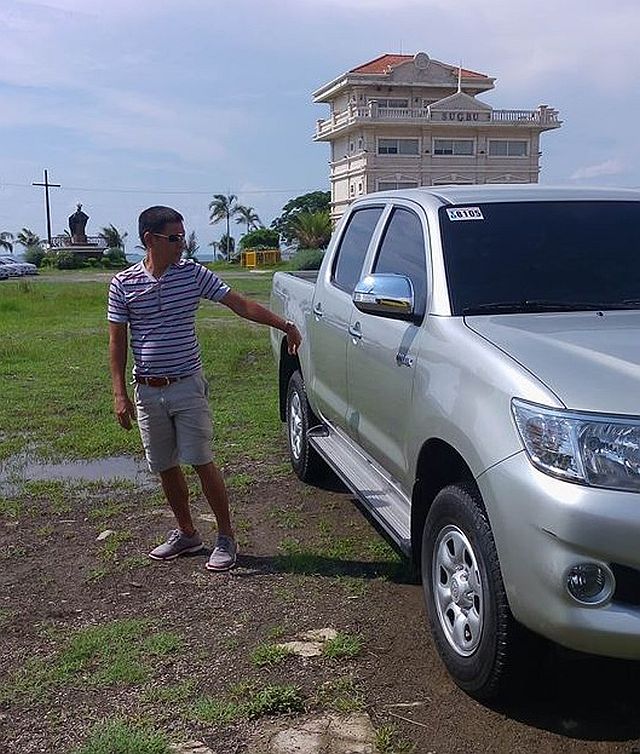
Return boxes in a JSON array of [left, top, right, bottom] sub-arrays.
[[193, 461, 234, 538], [148, 465, 204, 560], [159, 465, 197, 536]]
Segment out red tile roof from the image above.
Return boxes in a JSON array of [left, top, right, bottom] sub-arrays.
[[350, 53, 489, 79]]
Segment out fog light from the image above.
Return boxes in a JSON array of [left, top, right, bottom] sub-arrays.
[[566, 563, 614, 605]]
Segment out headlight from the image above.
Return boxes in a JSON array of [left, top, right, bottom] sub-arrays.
[[512, 399, 640, 492]]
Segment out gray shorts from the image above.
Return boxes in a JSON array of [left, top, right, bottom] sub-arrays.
[[134, 372, 214, 473]]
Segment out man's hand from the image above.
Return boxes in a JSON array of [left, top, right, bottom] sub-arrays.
[[114, 394, 136, 430], [284, 321, 302, 355], [220, 291, 303, 355]]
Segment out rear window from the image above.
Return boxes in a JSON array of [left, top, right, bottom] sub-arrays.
[[439, 201, 640, 315]]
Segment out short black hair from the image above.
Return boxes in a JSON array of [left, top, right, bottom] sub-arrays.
[[138, 206, 184, 246]]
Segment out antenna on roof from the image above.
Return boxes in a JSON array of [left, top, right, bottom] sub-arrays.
[[457, 61, 462, 93]]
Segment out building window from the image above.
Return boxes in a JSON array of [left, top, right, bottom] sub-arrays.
[[488, 140, 529, 157], [377, 180, 419, 191], [378, 138, 419, 155], [371, 98, 409, 108], [433, 139, 474, 156], [358, 182, 364, 194]]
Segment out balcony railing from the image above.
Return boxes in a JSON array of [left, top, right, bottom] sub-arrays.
[[315, 103, 561, 139], [50, 235, 108, 250]]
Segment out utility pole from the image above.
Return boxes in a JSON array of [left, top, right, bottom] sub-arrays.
[[32, 169, 61, 247]]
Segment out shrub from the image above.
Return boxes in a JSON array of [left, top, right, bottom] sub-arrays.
[[55, 251, 85, 269], [103, 247, 128, 268], [290, 248, 325, 270], [41, 253, 57, 269], [239, 227, 280, 250], [23, 245, 46, 267]]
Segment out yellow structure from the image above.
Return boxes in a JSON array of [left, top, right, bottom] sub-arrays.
[[241, 248, 281, 268]]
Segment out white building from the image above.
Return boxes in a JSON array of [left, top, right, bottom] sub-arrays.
[[313, 52, 562, 220]]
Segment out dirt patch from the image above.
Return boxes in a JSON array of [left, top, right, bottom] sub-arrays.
[[2, 453, 640, 753]]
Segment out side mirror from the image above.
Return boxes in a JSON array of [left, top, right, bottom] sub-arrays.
[[352, 273, 415, 318]]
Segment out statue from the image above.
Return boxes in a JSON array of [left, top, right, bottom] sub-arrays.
[[68, 203, 89, 244]]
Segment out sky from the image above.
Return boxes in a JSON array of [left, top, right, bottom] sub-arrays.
[[1, 0, 639, 258]]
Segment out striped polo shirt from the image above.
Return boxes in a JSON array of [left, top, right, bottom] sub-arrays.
[[107, 260, 230, 377]]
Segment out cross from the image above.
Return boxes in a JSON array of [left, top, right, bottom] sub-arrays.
[[32, 169, 61, 247]]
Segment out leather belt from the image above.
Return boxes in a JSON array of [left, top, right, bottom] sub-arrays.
[[135, 375, 188, 387]]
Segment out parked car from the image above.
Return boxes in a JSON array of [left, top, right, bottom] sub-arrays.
[[270, 185, 640, 700], [0, 259, 25, 277], [0, 255, 38, 275]]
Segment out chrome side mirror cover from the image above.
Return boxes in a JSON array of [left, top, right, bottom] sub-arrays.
[[352, 273, 415, 319]]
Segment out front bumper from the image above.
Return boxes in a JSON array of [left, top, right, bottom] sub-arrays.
[[477, 451, 640, 658]]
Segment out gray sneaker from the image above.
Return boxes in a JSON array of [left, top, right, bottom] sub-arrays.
[[206, 534, 238, 571], [148, 529, 204, 561]]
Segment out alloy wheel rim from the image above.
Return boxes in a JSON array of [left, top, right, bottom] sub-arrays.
[[289, 391, 303, 460], [432, 524, 483, 656]]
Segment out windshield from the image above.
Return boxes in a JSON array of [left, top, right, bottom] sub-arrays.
[[439, 201, 640, 315]]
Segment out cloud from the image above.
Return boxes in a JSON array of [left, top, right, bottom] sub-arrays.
[[570, 159, 624, 181]]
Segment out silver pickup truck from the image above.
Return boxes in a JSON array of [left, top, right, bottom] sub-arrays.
[[270, 185, 640, 699]]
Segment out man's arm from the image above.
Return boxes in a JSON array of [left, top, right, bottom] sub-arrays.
[[108, 321, 136, 430], [220, 290, 301, 355]]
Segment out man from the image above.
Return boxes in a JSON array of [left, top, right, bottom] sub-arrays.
[[108, 206, 301, 571]]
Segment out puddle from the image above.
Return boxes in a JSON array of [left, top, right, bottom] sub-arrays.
[[0, 453, 154, 494]]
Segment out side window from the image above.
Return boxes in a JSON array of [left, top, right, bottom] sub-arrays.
[[332, 207, 383, 293], [373, 208, 428, 317]]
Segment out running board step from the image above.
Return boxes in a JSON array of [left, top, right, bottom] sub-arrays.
[[309, 428, 412, 555]]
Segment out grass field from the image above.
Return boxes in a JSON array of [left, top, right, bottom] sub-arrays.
[[0, 273, 278, 463]]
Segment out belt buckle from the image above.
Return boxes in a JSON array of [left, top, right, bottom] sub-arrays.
[[162, 376, 171, 386]]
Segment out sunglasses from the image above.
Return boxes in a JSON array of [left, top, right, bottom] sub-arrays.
[[153, 232, 186, 243]]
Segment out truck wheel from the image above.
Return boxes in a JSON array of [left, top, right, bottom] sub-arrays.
[[286, 371, 325, 483], [421, 483, 530, 700]]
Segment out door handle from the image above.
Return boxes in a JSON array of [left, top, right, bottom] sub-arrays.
[[396, 351, 414, 367], [313, 303, 324, 320], [348, 322, 362, 340]]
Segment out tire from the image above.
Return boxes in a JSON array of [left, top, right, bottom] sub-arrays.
[[421, 483, 533, 700], [285, 371, 326, 483]]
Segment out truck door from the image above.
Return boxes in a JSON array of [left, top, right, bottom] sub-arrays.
[[346, 205, 429, 487], [308, 206, 384, 427]]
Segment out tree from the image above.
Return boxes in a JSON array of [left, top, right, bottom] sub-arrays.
[[209, 194, 238, 261], [239, 227, 280, 250], [16, 228, 41, 249], [15, 228, 45, 266], [0, 231, 14, 252], [290, 210, 332, 250], [217, 233, 236, 260], [183, 230, 199, 262], [235, 205, 262, 236], [99, 224, 128, 251], [271, 190, 330, 246]]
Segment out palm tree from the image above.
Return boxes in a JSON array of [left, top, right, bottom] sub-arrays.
[[217, 233, 236, 260], [99, 224, 128, 251], [0, 231, 14, 253], [209, 194, 238, 261], [235, 205, 262, 236], [183, 230, 199, 261], [290, 211, 332, 249], [16, 228, 42, 249]]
